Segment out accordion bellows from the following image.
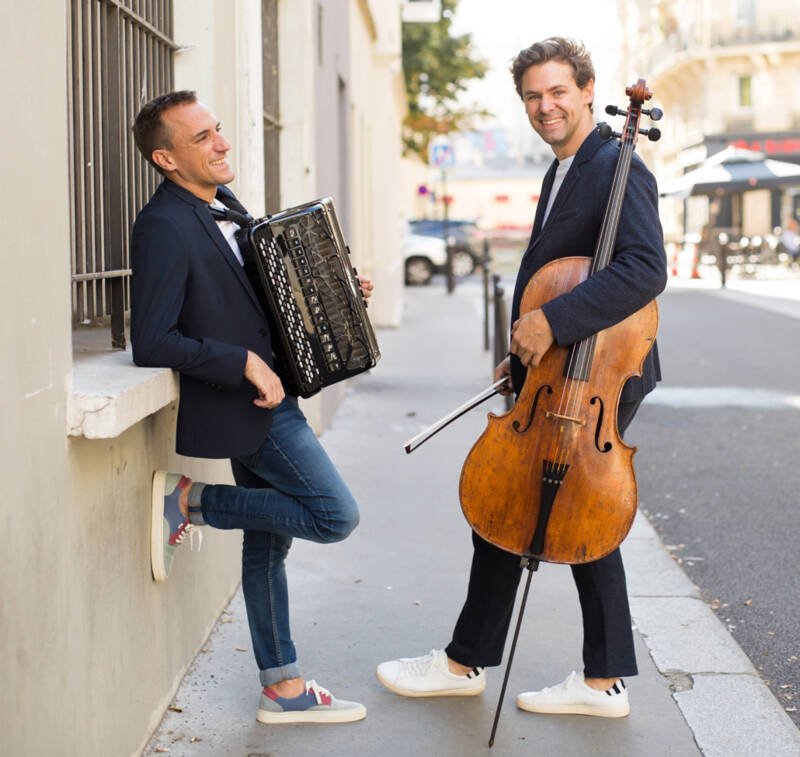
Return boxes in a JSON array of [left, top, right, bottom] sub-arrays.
[[248, 197, 380, 398]]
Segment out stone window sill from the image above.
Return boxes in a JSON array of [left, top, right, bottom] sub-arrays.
[[67, 349, 178, 439]]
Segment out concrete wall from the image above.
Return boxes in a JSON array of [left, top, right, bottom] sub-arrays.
[[280, 0, 405, 432], [349, 0, 405, 328]]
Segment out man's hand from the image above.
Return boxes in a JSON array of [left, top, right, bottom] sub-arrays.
[[358, 274, 373, 301], [493, 355, 513, 396], [244, 351, 285, 409], [510, 309, 554, 369]]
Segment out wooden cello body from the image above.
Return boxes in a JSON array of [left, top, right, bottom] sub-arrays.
[[459, 255, 658, 564], [459, 79, 663, 566]]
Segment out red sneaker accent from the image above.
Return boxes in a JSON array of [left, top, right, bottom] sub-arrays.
[[262, 687, 279, 701], [178, 475, 192, 490], [168, 518, 190, 546], [311, 688, 332, 705]]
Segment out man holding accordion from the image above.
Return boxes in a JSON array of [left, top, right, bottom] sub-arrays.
[[131, 90, 371, 725]]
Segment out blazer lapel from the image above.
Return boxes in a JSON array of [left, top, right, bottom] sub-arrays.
[[194, 205, 265, 314], [161, 183, 260, 310], [531, 159, 558, 242], [541, 161, 581, 229], [527, 126, 607, 255]]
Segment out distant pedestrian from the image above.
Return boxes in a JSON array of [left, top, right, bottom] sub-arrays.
[[781, 218, 800, 262]]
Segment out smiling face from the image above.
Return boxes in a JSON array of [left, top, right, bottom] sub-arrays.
[[521, 60, 595, 161], [151, 101, 234, 201]]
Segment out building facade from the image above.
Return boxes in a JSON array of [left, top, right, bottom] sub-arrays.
[[620, 0, 800, 240]]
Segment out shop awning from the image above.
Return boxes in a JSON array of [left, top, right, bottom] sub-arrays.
[[660, 146, 800, 198]]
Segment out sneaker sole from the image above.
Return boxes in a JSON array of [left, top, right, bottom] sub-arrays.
[[516, 699, 629, 718], [256, 704, 366, 724], [150, 471, 168, 583], [376, 670, 485, 698]]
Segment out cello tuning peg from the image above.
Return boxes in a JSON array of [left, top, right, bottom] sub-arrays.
[[643, 107, 663, 121], [639, 127, 661, 142], [598, 123, 621, 140], [605, 105, 627, 117]]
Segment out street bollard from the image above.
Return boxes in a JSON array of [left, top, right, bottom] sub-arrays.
[[446, 244, 455, 294], [716, 235, 729, 288], [492, 274, 513, 411]]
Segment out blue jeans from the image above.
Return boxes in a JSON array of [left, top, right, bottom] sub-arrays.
[[197, 396, 359, 687]]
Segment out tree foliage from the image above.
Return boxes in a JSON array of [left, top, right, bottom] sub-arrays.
[[402, 0, 490, 162]]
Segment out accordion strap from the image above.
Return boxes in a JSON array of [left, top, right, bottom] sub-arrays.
[[208, 203, 253, 228]]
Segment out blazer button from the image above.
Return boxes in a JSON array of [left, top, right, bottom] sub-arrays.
[[258, 327, 268, 337]]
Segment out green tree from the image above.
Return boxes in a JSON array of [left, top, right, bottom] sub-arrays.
[[402, 0, 490, 162]]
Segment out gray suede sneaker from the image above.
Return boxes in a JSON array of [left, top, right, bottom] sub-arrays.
[[256, 680, 366, 724], [150, 471, 202, 582]]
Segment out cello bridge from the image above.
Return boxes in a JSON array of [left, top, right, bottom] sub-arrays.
[[545, 411, 586, 426]]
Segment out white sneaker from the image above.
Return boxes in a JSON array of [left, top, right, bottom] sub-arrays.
[[376, 649, 486, 697], [516, 671, 630, 718]]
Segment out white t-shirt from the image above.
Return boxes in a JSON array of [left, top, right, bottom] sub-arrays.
[[541, 154, 575, 227], [209, 197, 244, 266]]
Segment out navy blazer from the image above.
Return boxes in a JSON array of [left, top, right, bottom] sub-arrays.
[[510, 126, 667, 403], [131, 179, 274, 459]]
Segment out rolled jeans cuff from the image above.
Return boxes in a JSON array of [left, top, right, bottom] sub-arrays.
[[187, 483, 207, 525], [260, 662, 303, 688]]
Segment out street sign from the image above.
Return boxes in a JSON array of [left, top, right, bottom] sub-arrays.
[[429, 140, 455, 168]]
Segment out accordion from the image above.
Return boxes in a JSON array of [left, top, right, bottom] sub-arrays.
[[246, 197, 380, 398]]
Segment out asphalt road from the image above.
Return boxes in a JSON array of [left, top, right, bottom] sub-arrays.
[[632, 285, 800, 727]]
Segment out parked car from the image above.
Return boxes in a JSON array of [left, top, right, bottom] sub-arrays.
[[402, 229, 448, 286], [409, 219, 487, 276]]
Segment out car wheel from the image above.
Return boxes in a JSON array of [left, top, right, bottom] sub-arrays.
[[405, 256, 434, 286], [450, 249, 476, 277]]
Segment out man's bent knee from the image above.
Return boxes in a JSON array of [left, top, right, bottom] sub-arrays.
[[321, 500, 360, 543]]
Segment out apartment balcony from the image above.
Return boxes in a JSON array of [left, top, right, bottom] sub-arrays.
[[648, 17, 800, 79]]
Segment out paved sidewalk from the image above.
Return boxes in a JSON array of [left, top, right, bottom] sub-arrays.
[[144, 280, 800, 757]]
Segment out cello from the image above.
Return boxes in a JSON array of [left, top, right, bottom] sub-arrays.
[[405, 79, 663, 745]]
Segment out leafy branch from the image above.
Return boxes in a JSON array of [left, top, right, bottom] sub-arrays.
[[402, 0, 490, 162]]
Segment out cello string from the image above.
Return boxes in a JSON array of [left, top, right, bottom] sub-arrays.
[[552, 131, 636, 465], [547, 110, 639, 466], [570, 132, 637, 446]]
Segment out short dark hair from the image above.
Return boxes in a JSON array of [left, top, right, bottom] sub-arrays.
[[510, 37, 595, 106], [132, 90, 197, 173]]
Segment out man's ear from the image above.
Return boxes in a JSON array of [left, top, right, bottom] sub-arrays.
[[151, 148, 174, 173], [583, 78, 595, 107]]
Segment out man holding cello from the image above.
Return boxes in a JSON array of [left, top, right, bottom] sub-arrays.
[[377, 37, 667, 718]]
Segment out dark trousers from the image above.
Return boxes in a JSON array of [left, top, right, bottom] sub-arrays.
[[445, 400, 641, 679]]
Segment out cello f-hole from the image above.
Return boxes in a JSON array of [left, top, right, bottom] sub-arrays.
[[512, 384, 552, 434], [590, 395, 613, 453]]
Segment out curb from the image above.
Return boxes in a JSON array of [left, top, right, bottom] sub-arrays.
[[623, 512, 800, 756]]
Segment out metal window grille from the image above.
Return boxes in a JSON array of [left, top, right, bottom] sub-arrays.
[[68, 0, 176, 348], [262, 0, 281, 214]]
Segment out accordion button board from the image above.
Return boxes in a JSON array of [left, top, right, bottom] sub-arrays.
[[248, 197, 380, 398]]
